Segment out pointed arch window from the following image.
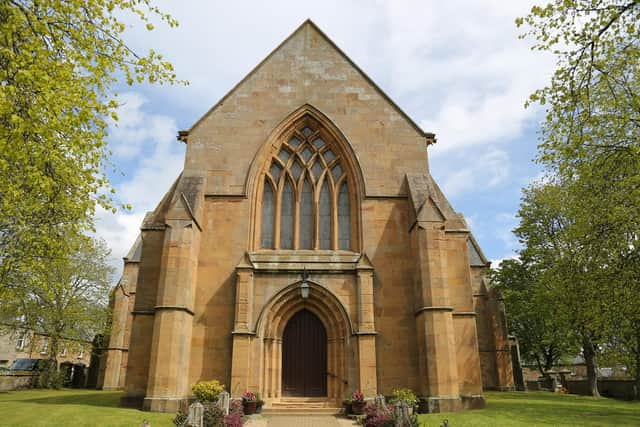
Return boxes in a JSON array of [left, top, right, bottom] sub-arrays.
[[259, 120, 354, 251]]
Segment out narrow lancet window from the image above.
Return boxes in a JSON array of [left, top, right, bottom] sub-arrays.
[[280, 179, 294, 249], [319, 179, 331, 249], [338, 181, 350, 250], [300, 178, 313, 249], [261, 181, 275, 248]]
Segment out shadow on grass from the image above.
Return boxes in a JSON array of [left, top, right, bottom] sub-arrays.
[[6, 390, 126, 409]]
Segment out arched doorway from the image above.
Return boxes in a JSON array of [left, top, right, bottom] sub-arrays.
[[281, 309, 327, 397]]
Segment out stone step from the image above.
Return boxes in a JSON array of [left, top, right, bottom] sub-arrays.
[[261, 407, 342, 416]]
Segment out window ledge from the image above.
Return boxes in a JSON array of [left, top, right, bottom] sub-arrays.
[[246, 250, 362, 271]]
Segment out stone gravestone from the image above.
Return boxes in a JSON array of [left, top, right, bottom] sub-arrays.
[[217, 391, 230, 416], [186, 402, 204, 427], [394, 401, 411, 427], [375, 394, 391, 416]]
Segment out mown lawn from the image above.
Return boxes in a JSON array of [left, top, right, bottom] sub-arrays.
[[0, 389, 173, 426], [419, 391, 640, 426], [0, 389, 639, 426]]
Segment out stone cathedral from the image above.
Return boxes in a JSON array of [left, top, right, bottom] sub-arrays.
[[99, 20, 514, 413]]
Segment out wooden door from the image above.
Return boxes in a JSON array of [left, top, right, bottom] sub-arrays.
[[282, 309, 327, 397]]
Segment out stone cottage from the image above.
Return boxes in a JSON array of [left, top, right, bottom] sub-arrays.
[[100, 20, 514, 413]]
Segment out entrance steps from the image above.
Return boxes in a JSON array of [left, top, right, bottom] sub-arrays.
[[263, 398, 342, 415]]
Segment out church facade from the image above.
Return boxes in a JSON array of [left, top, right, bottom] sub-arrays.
[[100, 20, 514, 413]]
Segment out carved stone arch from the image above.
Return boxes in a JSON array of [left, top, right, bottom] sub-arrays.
[[254, 280, 353, 400], [247, 104, 364, 252]]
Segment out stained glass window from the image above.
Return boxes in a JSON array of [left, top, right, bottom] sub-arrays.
[[300, 179, 313, 249], [338, 181, 350, 250], [260, 121, 354, 251], [319, 180, 331, 249], [261, 181, 274, 248], [280, 179, 294, 249]]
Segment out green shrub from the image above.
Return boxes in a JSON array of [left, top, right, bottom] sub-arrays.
[[192, 380, 225, 402], [390, 388, 418, 406]]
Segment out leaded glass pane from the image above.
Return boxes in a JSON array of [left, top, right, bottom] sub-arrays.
[[301, 146, 313, 162], [261, 182, 274, 248], [300, 179, 313, 249], [319, 180, 331, 249], [312, 161, 323, 181], [289, 137, 301, 148], [291, 161, 303, 181], [269, 162, 282, 182], [323, 149, 335, 163], [313, 138, 325, 150], [278, 148, 291, 164], [332, 163, 343, 182], [302, 127, 313, 137], [280, 180, 294, 249], [338, 181, 350, 250]]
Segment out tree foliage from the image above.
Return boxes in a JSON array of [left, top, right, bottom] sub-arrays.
[[491, 256, 575, 377], [0, 0, 183, 288], [0, 235, 114, 386], [516, 0, 640, 396], [517, 0, 640, 168]]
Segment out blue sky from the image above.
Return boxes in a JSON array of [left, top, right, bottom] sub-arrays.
[[96, 0, 555, 274]]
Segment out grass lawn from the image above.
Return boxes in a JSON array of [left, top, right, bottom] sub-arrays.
[[419, 391, 640, 426], [0, 389, 173, 426], [0, 389, 639, 426]]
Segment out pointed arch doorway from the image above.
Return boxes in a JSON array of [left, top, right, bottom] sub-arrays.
[[281, 309, 327, 397]]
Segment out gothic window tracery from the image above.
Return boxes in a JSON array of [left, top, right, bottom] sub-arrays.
[[259, 121, 353, 251]]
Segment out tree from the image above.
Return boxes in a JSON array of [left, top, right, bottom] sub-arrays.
[[0, 235, 114, 387], [491, 256, 575, 377], [517, 0, 640, 168], [0, 1, 183, 290], [514, 181, 621, 397], [518, 1, 640, 396]]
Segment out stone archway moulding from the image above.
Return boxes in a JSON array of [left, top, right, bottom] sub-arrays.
[[254, 280, 353, 400]]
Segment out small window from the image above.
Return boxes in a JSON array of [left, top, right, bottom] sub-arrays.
[[338, 181, 351, 250], [261, 181, 275, 248], [16, 333, 26, 351], [40, 338, 48, 354]]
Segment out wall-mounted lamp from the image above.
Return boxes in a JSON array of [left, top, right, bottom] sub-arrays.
[[300, 267, 310, 299]]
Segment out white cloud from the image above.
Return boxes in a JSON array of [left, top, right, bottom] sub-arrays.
[[114, 0, 553, 153], [440, 148, 510, 197], [95, 92, 185, 274], [380, 0, 554, 153]]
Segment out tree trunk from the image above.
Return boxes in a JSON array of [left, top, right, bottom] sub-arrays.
[[43, 335, 61, 389], [535, 354, 546, 378], [582, 336, 599, 398]]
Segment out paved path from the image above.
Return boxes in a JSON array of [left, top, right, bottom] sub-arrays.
[[245, 415, 357, 427]]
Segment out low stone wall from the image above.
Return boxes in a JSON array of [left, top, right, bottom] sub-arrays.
[[566, 379, 638, 400], [0, 373, 36, 392]]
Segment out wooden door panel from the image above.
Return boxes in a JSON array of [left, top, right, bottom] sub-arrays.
[[282, 309, 327, 397]]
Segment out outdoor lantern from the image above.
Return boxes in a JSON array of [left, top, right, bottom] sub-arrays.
[[300, 268, 310, 299]]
